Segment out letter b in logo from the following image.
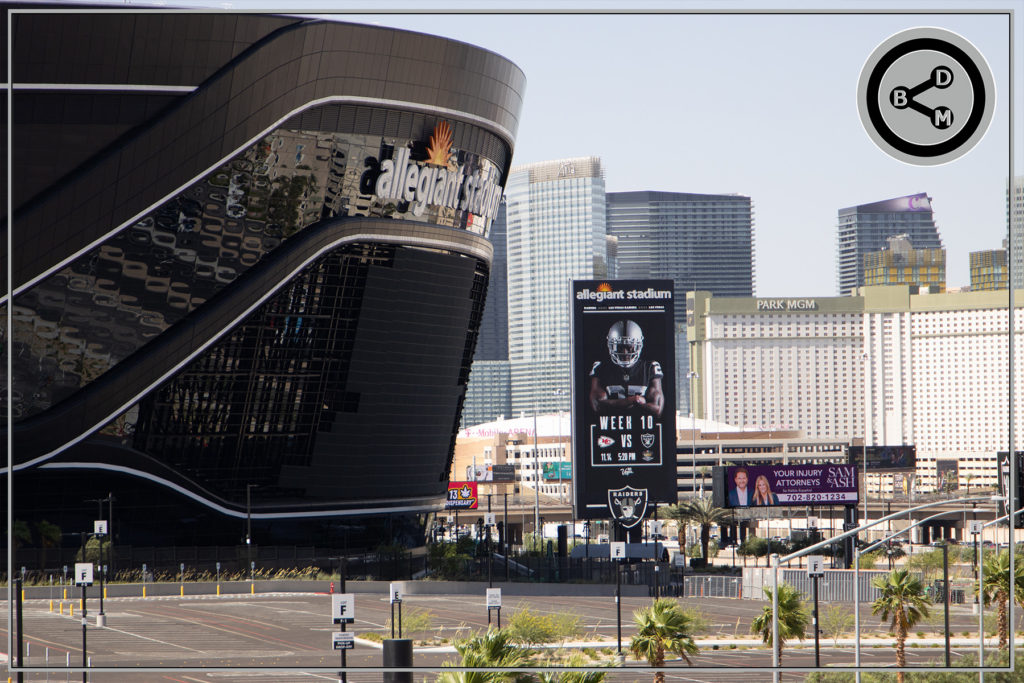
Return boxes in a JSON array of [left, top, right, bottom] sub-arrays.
[[890, 87, 909, 108]]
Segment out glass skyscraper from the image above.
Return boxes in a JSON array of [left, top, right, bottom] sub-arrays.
[[462, 203, 512, 427], [1009, 177, 1024, 290], [506, 157, 608, 418], [836, 193, 942, 296], [606, 191, 754, 414]]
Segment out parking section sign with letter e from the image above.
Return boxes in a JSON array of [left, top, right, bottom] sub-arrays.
[[571, 280, 676, 522]]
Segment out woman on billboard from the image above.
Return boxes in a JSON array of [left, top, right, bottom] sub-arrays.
[[752, 475, 779, 506]]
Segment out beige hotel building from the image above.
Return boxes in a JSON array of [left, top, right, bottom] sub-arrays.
[[687, 285, 1022, 491]]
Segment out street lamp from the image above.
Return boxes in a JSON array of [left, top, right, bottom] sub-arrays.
[[861, 352, 870, 528], [688, 371, 699, 497], [85, 494, 113, 626], [533, 408, 540, 542], [554, 388, 566, 505], [246, 484, 258, 580]]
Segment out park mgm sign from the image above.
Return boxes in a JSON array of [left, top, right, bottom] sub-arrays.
[[755, 298, 819, 311]]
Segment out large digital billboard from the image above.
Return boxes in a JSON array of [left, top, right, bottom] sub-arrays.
[[571, 279, 676, 527], [718, 464, 859, 507], [465, 464, 516, 483], [936, 459, 960, 491], [543, 462, 573, 480], [848, 445, 917, 472]]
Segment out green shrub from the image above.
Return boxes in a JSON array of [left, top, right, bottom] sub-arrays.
[[427, 540, 474, 580], [678, 606, 711, 634], [385, 607, 435, 636], [859, 550, 883, 570], [686, 540, 720, 559], [738, 536, 768, 558], [507, 607, 582, 645]]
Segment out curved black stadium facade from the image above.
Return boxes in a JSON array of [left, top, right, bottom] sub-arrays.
[[4, 12, 524, 543]]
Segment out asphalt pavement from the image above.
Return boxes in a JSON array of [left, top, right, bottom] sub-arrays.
[[0, 589, 1005, 683]]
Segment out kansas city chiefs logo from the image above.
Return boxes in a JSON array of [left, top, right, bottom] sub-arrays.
[[597, 436, 615, 448], [607, 486, 648, 528]]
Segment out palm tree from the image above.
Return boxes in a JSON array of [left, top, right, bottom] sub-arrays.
[[871, 569, 930, 683], [12, 520, 32, 551], [750, 582, 809, 665], [629, 598, 699, 683], [435, 628, 533, 683], [883, 542, 907, 570], [673, 497, 730, 562], [659, 504, 689, 548], [981, 549, 1024, 649], [35, 520, 61, 572]]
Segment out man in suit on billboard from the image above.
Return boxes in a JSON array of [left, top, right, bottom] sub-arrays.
[[728, 467, 752, 507]]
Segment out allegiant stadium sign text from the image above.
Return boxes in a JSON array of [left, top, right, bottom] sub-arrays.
[[372, 146, 503, 223], [576, 287, 673, 302]]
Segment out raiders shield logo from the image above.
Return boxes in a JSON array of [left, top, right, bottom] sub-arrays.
[[607, 486, 648, 528], [641, 433, 655, 448]]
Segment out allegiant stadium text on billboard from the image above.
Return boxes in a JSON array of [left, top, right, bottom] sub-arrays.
[[576, 288, 673, 303], [373, 146, 503, 222]]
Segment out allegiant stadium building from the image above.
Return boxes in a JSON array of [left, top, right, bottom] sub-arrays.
[[3, 11, 524, 545]]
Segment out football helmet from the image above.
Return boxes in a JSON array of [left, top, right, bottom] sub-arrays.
[[607, 319, 644, 368]]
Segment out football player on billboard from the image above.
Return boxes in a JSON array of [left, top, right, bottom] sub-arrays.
[[589, 319, 664, 417]]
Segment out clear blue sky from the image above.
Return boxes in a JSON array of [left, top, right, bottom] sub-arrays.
[[78, 2, 1024, 296]]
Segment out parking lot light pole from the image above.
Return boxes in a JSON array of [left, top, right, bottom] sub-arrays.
[[688, 371, 699, 497], [943, 543, 950, 667], [771, 553, 780, 683], [554, 388, 566, 504], [533, 409, 540, 540], [246, 484, 258, 580], [862, 352, 870, 528]]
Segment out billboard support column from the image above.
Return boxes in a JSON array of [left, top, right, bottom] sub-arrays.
[[614, 536, 623, 659], [487, 495, 493, 588], [843, 506, 858, 570]]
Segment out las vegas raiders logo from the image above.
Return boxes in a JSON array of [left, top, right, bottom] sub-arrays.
[[641, 433, 655, 448], [607, 486, 648, 528]]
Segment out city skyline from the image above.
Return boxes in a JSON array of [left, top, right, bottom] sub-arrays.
[[310, 7, 1019, 298], [47, 3, 1022, 297]]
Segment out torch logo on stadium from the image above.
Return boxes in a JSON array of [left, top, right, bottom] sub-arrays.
[[425, 121, 454, 167]]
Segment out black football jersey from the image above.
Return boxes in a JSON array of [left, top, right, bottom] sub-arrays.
[[590, 359, 663, 399]]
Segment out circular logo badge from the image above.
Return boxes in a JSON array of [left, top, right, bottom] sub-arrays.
[[857, 27, 995, 165]]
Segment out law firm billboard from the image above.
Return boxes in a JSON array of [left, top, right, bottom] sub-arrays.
[[716, 464, 859, 508], [571, 280, 676, 527]]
